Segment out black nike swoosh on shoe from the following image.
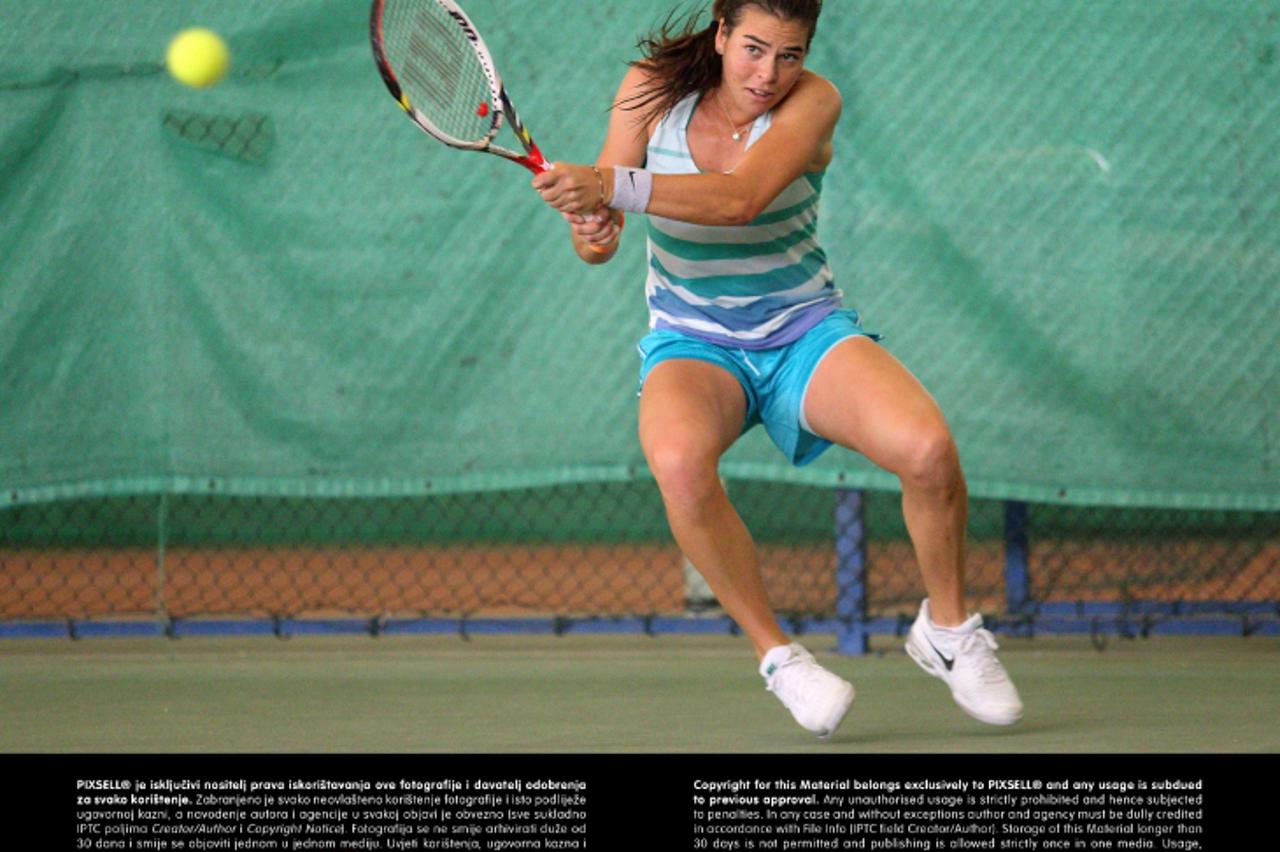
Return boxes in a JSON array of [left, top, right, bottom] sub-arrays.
[[926, 638, 955, 671]]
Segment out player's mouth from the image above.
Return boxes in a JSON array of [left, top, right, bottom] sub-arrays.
[[746, 87, 774, 102]]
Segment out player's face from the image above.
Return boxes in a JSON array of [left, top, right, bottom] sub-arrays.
[[715, 7, 811, 119]]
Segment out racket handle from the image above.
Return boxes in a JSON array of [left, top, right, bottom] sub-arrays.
[[516, 153, 552, 175], [586, 212, 624, 254]]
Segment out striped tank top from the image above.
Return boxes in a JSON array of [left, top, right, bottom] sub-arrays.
[[644, 92, 843, 350]]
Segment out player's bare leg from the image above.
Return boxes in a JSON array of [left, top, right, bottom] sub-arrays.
[[638, 359, 787, 659], [803, 337, 968, 623], [639, 360, 854, 737], [804, 336, 1022, 725]]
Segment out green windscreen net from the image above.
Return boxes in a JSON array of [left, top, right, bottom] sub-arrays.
[[2, 0, 1278, 511]]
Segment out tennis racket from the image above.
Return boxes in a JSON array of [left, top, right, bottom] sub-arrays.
[[370, 0, 550, 174]]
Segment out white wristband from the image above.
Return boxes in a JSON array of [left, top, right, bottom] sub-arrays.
[[611, 167, 653, 213]]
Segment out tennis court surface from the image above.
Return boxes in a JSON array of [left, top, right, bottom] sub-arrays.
[[3, 633, 1277, 753]]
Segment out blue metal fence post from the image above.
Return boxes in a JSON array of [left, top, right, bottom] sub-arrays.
[[835, 488, 869, 655], [1004, 501, 1030, 617]]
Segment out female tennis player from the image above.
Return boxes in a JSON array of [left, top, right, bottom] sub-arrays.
[[533, 0, 1022, 737]]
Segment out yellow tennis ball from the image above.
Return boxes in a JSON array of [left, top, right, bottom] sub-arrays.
[[166, 28, 230, 89]]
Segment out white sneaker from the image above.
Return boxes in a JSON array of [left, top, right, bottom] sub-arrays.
[[760, 643, 855, 739], [905, 599, 1023, 726]]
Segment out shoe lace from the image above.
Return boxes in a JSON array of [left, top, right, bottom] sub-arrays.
[[765, 652, 821, 699], [957, 628, 1007, 684]]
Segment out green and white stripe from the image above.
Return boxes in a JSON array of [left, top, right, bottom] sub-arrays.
[[643, 94, 841, 348]]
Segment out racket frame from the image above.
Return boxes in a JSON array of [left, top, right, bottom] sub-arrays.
[[370, 0, 550, 174]]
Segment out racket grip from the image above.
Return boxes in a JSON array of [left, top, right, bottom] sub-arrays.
[[519, 155, 553, 175], [586, 212, 624, 254]]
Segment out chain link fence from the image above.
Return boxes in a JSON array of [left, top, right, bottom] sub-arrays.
[[3, 485, 1276, 645]]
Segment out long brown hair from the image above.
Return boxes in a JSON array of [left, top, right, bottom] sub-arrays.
[[623, 0, 823, 127]]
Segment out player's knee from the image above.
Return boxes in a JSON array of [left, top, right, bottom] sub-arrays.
[[643, 437, 721, 512], [899, 427, 963, 493]]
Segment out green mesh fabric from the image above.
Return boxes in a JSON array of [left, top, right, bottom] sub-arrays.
[[2, 1, 1277, 510]]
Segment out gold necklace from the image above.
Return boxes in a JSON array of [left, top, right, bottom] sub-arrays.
[[713, 89, 750, 142]]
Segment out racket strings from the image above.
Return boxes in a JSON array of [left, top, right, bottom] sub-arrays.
[[382, 0, 494, 144]]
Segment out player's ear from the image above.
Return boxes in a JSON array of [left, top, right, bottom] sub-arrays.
[[715, 18, 728, 55]]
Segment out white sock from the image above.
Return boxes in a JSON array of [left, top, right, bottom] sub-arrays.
[[759, 644, 795, 678]]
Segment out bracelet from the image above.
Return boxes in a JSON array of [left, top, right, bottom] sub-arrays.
[[611, 167, 653, 213], [590, 166, 606, 210]]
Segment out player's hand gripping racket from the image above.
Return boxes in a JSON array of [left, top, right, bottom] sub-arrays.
[[370, 0, 550, 174]]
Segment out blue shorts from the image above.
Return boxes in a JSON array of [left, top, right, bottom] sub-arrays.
[[636, 309, 880, 466]]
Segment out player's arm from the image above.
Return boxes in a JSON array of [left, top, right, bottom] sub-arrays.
[[536, 70, 841, 227], [560, 67, 652, 265], [647, 71, 840, 224]]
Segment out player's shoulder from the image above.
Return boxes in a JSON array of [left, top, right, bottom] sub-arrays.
[[772, 70, 842, 134], [610, 64, 670, 138], [789, 70, 842, 112], [615, 63, 660, 99]]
